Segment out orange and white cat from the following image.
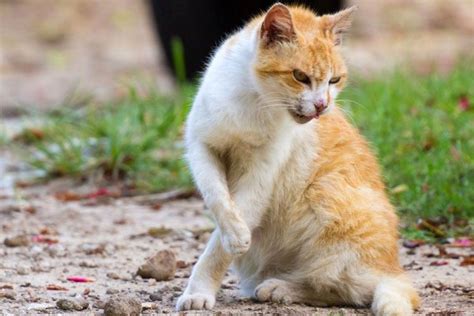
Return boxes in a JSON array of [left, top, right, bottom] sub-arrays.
[[177, 3, 419, 315]]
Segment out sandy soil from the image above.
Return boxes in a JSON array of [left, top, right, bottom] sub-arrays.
[[1, 173, 473, 315]]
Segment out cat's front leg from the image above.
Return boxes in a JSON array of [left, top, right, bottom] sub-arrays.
[[176, 229, 232, 311], [186, 140, 251, 255]]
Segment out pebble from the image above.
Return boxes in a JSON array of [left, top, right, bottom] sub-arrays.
[[4, 235, 29, 247], [104, 296, 141, 316], [79, 261, 99, 268], [149, 292, 161, 301], [106, 272, 120, 280], [56, 298, 89, 311], [141, 302, 157, 310], [0, 289, 16, 300], [46, 244, 66, 257], [16, 265, 30, 275], [106, 288, 119, 295], [137, 250, 176, 281], [27, 303, 55, 311]]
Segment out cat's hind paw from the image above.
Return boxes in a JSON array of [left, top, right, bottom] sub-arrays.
[[254, 278, 298, 305], [176, 293, 215, 311]]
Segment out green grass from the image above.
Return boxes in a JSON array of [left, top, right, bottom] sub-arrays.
[[341, 63, 473, 236], [10, 62, 473, 238], [17, 85, 194, 192]]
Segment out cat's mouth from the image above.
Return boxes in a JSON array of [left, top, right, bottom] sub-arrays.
[[288, 109, 320, 124]]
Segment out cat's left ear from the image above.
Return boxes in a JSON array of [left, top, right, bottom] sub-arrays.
[[323, 6, 357, 45]]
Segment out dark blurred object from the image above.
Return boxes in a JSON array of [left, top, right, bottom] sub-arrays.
[[148, 0, 342, 80]]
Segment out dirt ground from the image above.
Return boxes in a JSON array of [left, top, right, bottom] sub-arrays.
[[1, 155, 473, 315], [1, 1, 473, 315]]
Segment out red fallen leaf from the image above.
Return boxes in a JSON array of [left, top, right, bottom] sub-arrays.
[[47, 284, 68, 291], [430, 260, 449, 266], [67, 276, 95, 283], [86, 188, 114, 199], [460, 255, 474, 266], [55, 191, 82, 202], [451, 238, 473, 248], [151, 203, 163, 211], [32, 235, 59, 245], [458, 95, 470, 111]]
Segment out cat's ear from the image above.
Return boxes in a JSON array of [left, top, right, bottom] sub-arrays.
[[260, 3, 296, 47], [323, 6, 357, 45]]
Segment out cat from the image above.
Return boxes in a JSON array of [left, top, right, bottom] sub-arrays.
[[177, 3, 420, 315]]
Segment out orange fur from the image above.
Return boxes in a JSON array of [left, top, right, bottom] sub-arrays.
[[178, 4, 419, 314]]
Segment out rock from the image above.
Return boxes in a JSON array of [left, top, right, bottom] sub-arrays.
[[79, 261, 99, 268], [56, 298, 89, 311], [16, 265, 30, 275], [106, 288, 119, 295], [141, 302, 157, 310], [137, 250, 176, 281], [4, 235, 29, 247], [46, 244, 66, 257], [149, 292, 161, 301], [106, 272, 120, 280], [104, 296, 141, 316], [0, 289, 16, 300], [27, 303, 55, 311]]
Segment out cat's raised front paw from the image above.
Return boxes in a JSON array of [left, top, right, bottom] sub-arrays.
[[221, 221, 251, 255], [176, 293, 215, 311]]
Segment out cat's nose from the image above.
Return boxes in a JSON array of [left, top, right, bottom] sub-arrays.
[[314, 99, 327, 113]]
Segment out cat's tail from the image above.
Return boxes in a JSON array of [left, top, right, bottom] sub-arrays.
[[371, 275, 420, 316]]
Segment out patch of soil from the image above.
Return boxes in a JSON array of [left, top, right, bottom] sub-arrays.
[[0, 178, 472, 314]]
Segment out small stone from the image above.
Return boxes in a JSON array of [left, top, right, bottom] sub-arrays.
[[16, 265, 30, 275], [137, 250, 176, 281], [56, 298, 89, 311], [149, 292, 161, 301], [106, 288, 119, 295], [0, 289, 16, 300], [79, 261, 99, 268], [104, 296, 141, 316], [141, 302, 157, 310], [27, 303, 55, 311], [4, 235, 29, 247], [172, 285, 181, 292], [47, 244, 66, 257], [176, 260, 189, 269], [106, 272, 120, 280]]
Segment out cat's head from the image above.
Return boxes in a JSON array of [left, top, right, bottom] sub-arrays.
[[253, 3, 356, 124]]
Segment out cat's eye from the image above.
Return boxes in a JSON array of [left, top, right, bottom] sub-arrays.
[[329, 76, 341, 84], [293, 69, 311, 85]]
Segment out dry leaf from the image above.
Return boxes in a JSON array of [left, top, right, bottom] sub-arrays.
[[430, 260, 449, 266], [460, 255, 474, 266], [54, 191, 82, 202], [46, 284, 68, 291]]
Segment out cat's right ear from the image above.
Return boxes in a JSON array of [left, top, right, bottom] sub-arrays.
[[260, 3, 295, 47]]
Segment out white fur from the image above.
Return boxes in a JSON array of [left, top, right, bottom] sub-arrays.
[[176, 15, 416, 315]]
